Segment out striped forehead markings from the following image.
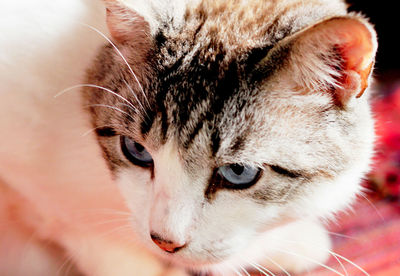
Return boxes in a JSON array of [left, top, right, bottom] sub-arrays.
[[138, 26, 294, 152]]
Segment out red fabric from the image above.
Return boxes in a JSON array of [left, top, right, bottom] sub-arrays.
[[303, 198, 400, 276], [370, 84, 400, 199]]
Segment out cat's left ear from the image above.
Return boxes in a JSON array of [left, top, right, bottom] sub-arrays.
[[104, 0, 150, 43], [283, 16, 377, 106]]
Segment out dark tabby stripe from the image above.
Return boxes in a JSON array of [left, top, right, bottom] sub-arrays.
[[249, 43, 292, 84], [270, 165, 302, 178], [229, 132, 247, 154], [95, 127, 117, 137], [210, 128, 221, 156], [182, 120, 204, 149], [243, 45, 274, 71]]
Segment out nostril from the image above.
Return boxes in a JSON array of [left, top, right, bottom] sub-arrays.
[[150, 233, 186, 253]]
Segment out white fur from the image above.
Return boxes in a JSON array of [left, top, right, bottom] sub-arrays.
[[0, 1, 167, 275], [120, 0, 201, 35]]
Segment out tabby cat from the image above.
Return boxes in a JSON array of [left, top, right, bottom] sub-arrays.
[[0, 0, 377, 275]]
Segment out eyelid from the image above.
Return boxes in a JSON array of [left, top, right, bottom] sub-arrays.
[[269, 165, 302, 178], [95, 127, 118, 137]]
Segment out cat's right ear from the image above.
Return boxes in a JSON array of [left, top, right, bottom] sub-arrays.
[[276, 16, 377, 107], [103, 0, 150, 43]]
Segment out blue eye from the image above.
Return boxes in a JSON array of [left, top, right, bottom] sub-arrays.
[[217, 164, 261, 188], [121, 136, 153, 167]]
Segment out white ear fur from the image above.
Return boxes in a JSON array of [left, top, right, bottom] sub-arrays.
[[104, 0, 193, 39], [286, 15, 377, 106]]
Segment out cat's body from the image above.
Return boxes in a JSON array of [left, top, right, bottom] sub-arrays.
[[0, 1, 163, 275], [0, 0, 376, 275]]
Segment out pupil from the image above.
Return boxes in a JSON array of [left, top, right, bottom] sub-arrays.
[[135, 142, 144, 152], [230, 164, 244, 175]]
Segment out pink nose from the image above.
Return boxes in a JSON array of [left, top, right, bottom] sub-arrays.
[[150, 233, 185, 253]]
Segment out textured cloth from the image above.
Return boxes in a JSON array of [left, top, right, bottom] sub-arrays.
[[301, 198, 400, 276]]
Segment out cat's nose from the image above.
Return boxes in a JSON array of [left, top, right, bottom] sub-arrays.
[[150, 233, 186, 253]]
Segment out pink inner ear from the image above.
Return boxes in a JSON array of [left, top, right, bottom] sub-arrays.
[[333, 19, 375, 98], [339, 22, 374, 71]]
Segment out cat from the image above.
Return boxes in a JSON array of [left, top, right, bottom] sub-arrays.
[[0, 0, 377, 275]]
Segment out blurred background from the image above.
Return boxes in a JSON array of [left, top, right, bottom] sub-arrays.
[[348, 0, 400, 82]]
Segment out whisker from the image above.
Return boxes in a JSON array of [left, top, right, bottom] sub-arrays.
[[76, 208, 132, 220], [269, 237, 367, 276], [115, 103, 144, 121], [57, 252, 76, 276], [225, 263, 244, 276], [326, 231, 358, 240], [80, 23, 149, 106], [247, 261, 272, 276], [95, 224, 134, 240], [86, 104, 136, 121], [271, 247, 345, 276], [123, 79, 148, 116], [330, 251, 369, 276], [81, 124, 121, 137], [91, 217, 132, 227], [331, 253, 348, 276], [237, 264, 251, 276], [79, 208, 132, 216], [255, 256, 290, 276], [358, 193, 385, 222], [55, 84, 138, 113], [63, 255, 77, 276], [74, 210, 132, 226]]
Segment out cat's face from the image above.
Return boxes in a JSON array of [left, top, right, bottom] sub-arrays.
[[83, 0, 376, 270]]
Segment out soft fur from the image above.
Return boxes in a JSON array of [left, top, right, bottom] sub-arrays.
[[0, 0, 376, 275]]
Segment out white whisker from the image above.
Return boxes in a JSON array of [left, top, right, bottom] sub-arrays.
[[238, 264, 251, 276], [331, 252, 348, 276], [78, 208, 132, 217], [358, 193, 385, 222], [63, 255, 77, 276], [123, 79, 147, 116], [56, 251, 76, 276], [327, 231, 358, 240], [55, 84, 138, 112], [225, 263, 244, 276], [91, 217, 132, 227], [95, 224, 134, 240], [81, 124, 120, 137], [87, 104, 136, 121], [80, 23, 149, 106], [115, 103, 143, 121], [268, 236, 368, 276], [271, 247, 345, 276], [256, 255, 290, 276], [247, 261, 272, 276], [330, 251, 369, 276]]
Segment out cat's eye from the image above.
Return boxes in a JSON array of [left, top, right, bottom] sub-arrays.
[[217, 164, 261, 188], [121, 136, 153, 167]]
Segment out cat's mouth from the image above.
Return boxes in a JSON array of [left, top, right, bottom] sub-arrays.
[[155, 249, 226, 266], [148, 241, 231, 269]]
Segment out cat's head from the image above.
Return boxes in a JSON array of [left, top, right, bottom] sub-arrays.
[[83, 0, 377, 271]]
